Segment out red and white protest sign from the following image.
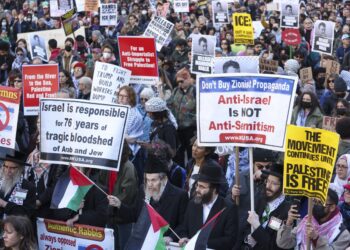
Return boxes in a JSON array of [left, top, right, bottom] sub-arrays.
[[282, 29, 301, 46], [118, 36, 159, 85], [0, 86, 21, 150], [22, 64, 59, 116]]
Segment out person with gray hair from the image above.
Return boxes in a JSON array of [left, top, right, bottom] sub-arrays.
[[136, 87, 155, 142], [78, 76, 92, 100]]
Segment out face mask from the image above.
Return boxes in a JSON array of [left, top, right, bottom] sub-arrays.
[[17, 55, 24, 60], [46, 17, 50, 21], [65, 45, 72, 52], [312, 204, 327, 221], [273, 27, 278, 32], [336, 108, 347, 116], [301, 101, 312, 109], [142, 10, 147, 15], [103, 52, 111, 59], [317, 77, 325, 86], [121, 10, 126, 15]]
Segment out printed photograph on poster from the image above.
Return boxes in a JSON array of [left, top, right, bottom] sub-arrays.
[[191, 34, 216, 74], [214, 56, 259, 74], [61, 8, 80, 36], [280, 1, 299, 28], [49, 0, 73, 17], [40, 99, 129, 171], [196, 74, 298, 151], [312, 20, 335, 55], [29, 34, 48, 62], [174, 0, 189, 13], [212, 1, 229, 24]]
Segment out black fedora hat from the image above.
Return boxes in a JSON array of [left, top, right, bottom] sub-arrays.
[[262, 163, 283, 180], [191, 161, 226, 184], [0, 151, 31, 166]]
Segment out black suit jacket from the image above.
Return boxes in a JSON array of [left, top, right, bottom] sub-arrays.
[[176, 196, 238, 250]]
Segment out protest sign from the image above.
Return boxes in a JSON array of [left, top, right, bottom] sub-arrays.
[[322, 116, 339, 132], [91, 62, 131, 103], [37, 218, 114, 250], [312, 20, 335, 55], [29, 33, 48, 62], [283, 125, 339, 204], [253, 21, 265, 39], [17, 28, 85, 58], [143, 16, 174, 52], [100, 4, 118, 26], [61, 9, 80, 36], [280, 0, 299, 28], [266, 0, 279, 11], [197, 74, 298, 151], [214, 56, 259, 74], [49, 0, 73, 17], [282, 29, 301, 46], [75, 0, 85, 12], [212, 1, 229, 25], [191, 34, 216, 74], [259, 58, 278, 73], [232, 13, 254, 45], [118, 36, 159, 85], [0, 86, 21, 150], [22, 64, 59, 116], [325, 60, 340, 75], [174, 0, 189, 12], [299, 67, 313, 84], [85, 0, 99, 11], [40, 99, 128, 171]]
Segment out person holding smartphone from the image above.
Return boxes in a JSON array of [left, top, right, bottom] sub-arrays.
[[276, 188, 350, 249]]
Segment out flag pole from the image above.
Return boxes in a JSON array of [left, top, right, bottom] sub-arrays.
[[168, 226, 181, 241], [235, 147, 240, 205], [70, 165, 109, 196]]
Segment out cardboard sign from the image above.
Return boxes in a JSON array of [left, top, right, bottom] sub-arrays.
[[100, 4, 118, 26], [325, 60, 340, 75], [22, 64, 59, 116], [299, 67, 313, 84], [40, 99, 129, 171], [259, 58, 278, 73], [85, 0, 99, 12], [0, 86, 21, 150], [49, 0, 73, 17], [322, 116, 339, 132], [174, 0, 189, 12], [283, 125, 339, 204], [232, 13, 254, 45], [282, 29, 301, 46], [61, 9, 80, 36], [143, 16, 174, 51], [197, 74, 298, 151], [91, 62, 131, 104], [37, 218, 114, 250], [118, 36, 159, 85]]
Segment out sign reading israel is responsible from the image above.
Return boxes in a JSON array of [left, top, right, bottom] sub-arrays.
[[197, 74, 297, 151]]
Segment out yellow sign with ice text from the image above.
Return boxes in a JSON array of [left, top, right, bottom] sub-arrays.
[[232, 13, 254, 45], [283, 125, 339, 204]]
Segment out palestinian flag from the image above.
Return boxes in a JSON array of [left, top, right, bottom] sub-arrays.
[[125, 203, 169, 250], [184, 208, 225, 250], [51, 167, 93, 212]]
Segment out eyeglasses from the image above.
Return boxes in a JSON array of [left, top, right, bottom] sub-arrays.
[[328, 79, 334, 83], [140, 98, 148, 101], [2, 164, 18, 170], [336, 164, 348, 169], [13, 79, 22, 83]]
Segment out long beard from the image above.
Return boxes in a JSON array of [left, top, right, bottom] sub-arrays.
[[145, 181, 166, 203], [0, 171, 22, 196]]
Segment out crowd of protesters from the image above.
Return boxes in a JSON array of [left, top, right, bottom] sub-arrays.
[[2, 0, 350, 249]]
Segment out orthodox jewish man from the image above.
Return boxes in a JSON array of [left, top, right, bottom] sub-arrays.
[[0, 151, 36, 219]]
